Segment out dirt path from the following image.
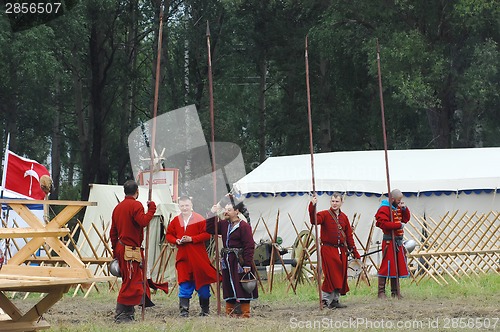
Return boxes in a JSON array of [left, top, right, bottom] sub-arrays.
[[11, 290, 499, 331]]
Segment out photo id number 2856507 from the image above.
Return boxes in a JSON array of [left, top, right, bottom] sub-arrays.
[[5, 2, 62, 14]]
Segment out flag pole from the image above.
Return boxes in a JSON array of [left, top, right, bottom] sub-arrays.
[[206, 20, 221, 316], [1, 134, 10, 262], [142, 0, 164, 321], [376, 39, 400, 298], [1, 133, 10, 192], [305, 35, 323, 310]]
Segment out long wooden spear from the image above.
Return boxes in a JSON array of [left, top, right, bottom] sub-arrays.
[[305, 35, 323, 310], [142, 0, 164, 320], [206, 20, 221, 315], [376, 39, 400, 298]]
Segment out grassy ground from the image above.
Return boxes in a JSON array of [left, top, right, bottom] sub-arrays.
[[11, 273, 500, 331]]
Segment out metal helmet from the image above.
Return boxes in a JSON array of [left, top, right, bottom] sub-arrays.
[[403, 239, 417, 253], [240, 272, 257, 293], [347, 259, 363, 278], [109, 258, 121, 277]]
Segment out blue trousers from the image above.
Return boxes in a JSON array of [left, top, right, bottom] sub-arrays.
[[178, 281, 211, 300]]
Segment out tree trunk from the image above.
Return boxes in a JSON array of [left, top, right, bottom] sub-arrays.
[[258, 56, 267, 163], [84, 9, 108, 197], [73, 47, 90, 201], [5, 54, 18, 151], [51, 80, 62, 200], [318, 57, 332, 152], [117, 0, 139, 184]]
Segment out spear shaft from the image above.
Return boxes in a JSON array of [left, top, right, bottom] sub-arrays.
[[142, 0, 164, 320], [376, 39, 400, 298], [305, 35, 323, 310], [206, 21, 221, 315]]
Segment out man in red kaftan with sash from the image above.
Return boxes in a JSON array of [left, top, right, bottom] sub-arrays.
[[375, 189, 411, 298], [166, 196, 219, 317], [308, 193, 360, 309], [110, 180, 156, 323]]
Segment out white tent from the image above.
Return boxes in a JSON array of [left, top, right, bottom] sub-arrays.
[[233, 148, 500, 265], [79, 184, 179, 281]]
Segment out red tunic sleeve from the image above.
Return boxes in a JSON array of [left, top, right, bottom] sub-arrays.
[[375, 205, 402, 231], [131, 200, 156, 227], [166, 216, 179, 244], [402, 207, 411, 223], [308, 202, 325, 225]]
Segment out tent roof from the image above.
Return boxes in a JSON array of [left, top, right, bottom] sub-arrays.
[[233, 148, 500, 195]]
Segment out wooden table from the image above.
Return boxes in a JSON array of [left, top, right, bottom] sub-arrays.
[[0, 199, 114, 332]]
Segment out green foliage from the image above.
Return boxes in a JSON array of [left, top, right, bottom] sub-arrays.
[[1, 0, 499, 193]]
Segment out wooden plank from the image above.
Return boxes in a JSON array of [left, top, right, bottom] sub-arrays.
[[0, 320, 51, 331], [77, 220, 99, 259], [0, 265, 92, 279], [7, 238, 45, 265], [0, 199, 96, 206], [6, 204, 44, 229], [44, 237, 85, 268], [49, 205, 85, 228], [91, 221, 114, 256], [0, 228, 70, 238], [23, 257, 113, 264], [0, 276, 116, 291], [409, 248, 500, 257], [0, 292, 22, 321], [19, 286, 70, 323]]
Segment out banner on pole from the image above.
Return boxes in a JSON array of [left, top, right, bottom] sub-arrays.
[[3, 150, 50, 200]]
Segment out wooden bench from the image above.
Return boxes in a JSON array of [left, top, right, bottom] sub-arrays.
[[0, 199, 114, 332]]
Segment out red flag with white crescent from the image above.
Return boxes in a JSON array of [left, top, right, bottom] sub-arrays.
[[4, 150, 50, 200]]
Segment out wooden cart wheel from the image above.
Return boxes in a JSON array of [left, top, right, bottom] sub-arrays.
[[291, 230, 318, 284]]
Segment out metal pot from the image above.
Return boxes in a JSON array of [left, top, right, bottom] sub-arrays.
[[240, 271, 257, 293], [110, 258, 121, 277], [403, 239, 417, 253]]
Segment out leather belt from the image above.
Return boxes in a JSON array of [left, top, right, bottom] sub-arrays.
[[321, 242, 344, 248]]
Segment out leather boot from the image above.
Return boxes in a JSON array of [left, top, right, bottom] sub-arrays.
[[114, 303, 134, 323], [329, 300, 347, 308], [321, 299, 330, 309], [225, 302, 235, 316], [233, 303, 242, 317], [240, 303, 251, 318], [179, 298, 190, 317], [390, 279, 402, 298], [377, 277, 387, 299], [199, 297, 210, 316]]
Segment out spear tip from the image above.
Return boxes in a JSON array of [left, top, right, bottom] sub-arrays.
[[206, 20, 211, 37]]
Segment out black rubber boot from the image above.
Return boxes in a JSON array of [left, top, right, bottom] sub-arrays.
[[199, 297, 210, 316], [179, 298, 190, 317], [114, 303, 135, 323], [329, 300, 347, 308]]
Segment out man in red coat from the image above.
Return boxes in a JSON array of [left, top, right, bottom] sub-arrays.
[[375, 189, 411, 299], [166, 196, 219, 317], [110, 180, 156, 323], [309, 193, 360, 309]]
